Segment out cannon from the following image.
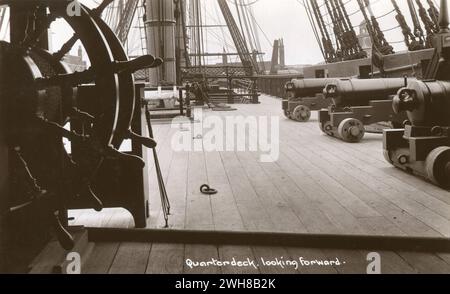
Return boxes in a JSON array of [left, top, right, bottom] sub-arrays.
[[383, 80, 450, 188], [283, 78, 335, 122], [318, 78, 410, 142], [383, 0, 450, 188]]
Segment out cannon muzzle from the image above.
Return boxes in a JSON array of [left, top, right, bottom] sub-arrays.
[[285, 78, 338, 98], [392, 79, 450, 126]]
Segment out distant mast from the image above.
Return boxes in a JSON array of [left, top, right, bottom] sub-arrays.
[[145, 0, 177, 86], [439, 0, 449, 32]]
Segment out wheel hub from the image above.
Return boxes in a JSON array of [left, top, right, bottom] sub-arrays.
[[349, 126, 361, 137], [338, 118, 365, 143]]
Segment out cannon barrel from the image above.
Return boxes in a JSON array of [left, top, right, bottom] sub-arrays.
[[323, 78, 410, 106], [393, 80, 450, 127], [285, 78, 338, 98]]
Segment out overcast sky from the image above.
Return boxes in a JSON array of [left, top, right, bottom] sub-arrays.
[[1, 0, 442, 65], [223, 0, 431, 65]]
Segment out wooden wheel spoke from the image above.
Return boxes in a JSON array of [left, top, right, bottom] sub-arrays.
[[52, 0, 114, 61], [53, 33, 78, 61]]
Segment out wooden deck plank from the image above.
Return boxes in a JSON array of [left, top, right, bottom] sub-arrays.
[[83, 242, 120, 274], [292, 120, 450, 209], [329, 128, 450, 206], [70, 96, 450, 241], [203, 151, 259, 274], [398, 252, 450, 274], [219, 151, 276, 231], [320, 249, 416, 274], [146, 243, 185, 274], [273, 150, 370, 235], [284, 103, 450, 237], [237, 97, 449, 237], [280, 144, 431, 237], [235, 151, 308, 233], [285, 248, 339, 274], [251, 153, 340, 234], [185, 150, 214, 230], [205, 151, 245, 231], [35, 96, 450, 275], [357, 217, 407, 236], [280, 145, 381, 220], [292, 147, 441, 237], [315, 135, 450, 222], [251, 246, 299, 274], [279, 142, 381, 220], [108, 242, 152, 274], [237, 101, 385, 235], [218, 246, 260, 274], [281, 122, 446, 237], [321, 249, 371, 274], [312, 139, 450, 237], [375, 251, 417, 274], [183, 245, 220, 274], [436, 253, 450, 265]]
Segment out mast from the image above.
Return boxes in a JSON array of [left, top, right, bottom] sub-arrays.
[[438, 0, 449, 33], [145, 0, 177, 86]]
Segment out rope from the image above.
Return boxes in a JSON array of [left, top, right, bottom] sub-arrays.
[[308, 0, 337, 62], [145, 105, 171, 228], [416, 0, 439, 47], [303, 0, 327, 61], [244, 4, 273, 48], [407, 0, 426, 47]]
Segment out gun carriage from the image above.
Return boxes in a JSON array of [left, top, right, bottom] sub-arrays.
[[318, 78, 409, 142], [383, 0, 450, 188], [283, 78, 335, 122], [384, 79, 450, 188]]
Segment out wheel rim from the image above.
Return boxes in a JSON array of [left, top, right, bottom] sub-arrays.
[[293, 105, 311, 122], [91, 12, 136, 148], [1, 1, 131, 211], [426, 146, 450, 188], [338, 118, 365, 143], [55, 4, 120, 146]]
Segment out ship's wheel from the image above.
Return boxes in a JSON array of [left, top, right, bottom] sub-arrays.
[[0, 0, 161, 249]]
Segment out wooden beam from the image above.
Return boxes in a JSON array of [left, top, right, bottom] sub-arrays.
[[87, 228, 450, 253]]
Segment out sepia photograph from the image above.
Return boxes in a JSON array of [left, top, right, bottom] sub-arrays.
[[0, 0, 449, 288]]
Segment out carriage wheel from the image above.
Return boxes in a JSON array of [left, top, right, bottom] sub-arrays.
[[338, 118, 365, 143], [291, 105, 311, 122], [425, 147, 450, 189]]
